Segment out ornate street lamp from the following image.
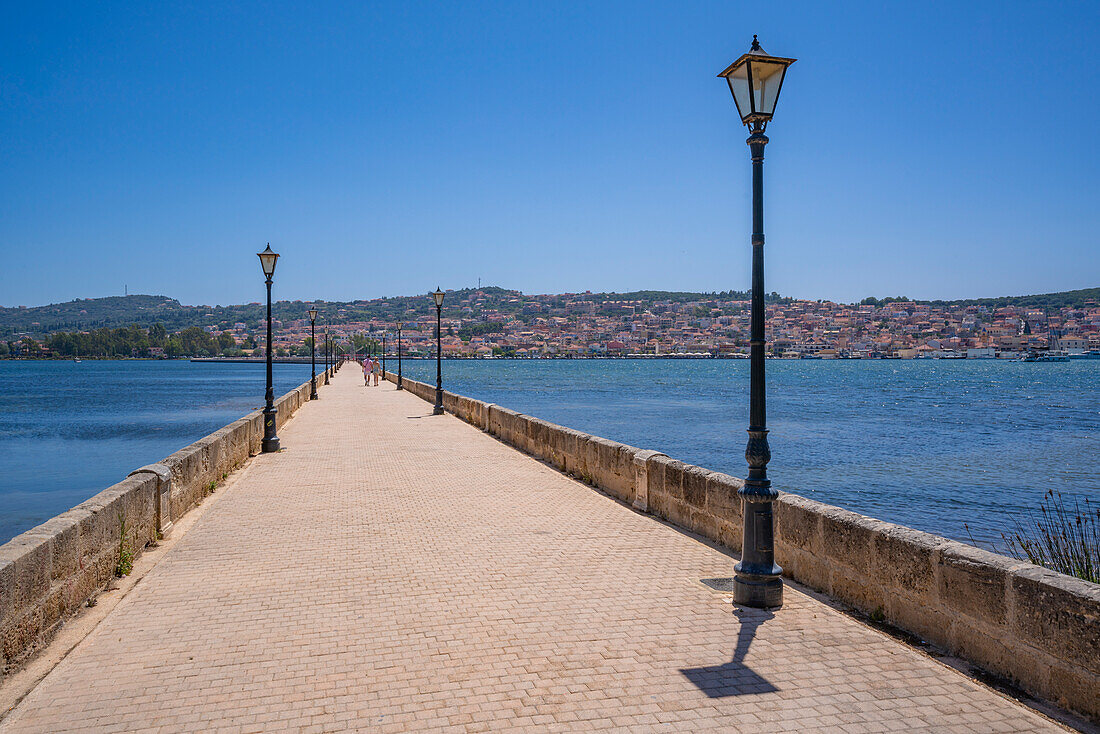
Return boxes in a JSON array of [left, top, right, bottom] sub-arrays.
[[257, 244, 280, 453], [718, 35, 795, 609], [432, 288, 445, 415], [308, 308, 318, 399], [396, 321, 403, 390], [382, 333, 387, 377]]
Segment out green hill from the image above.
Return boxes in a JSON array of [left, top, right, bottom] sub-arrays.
[[2, 286, 1096, 339]]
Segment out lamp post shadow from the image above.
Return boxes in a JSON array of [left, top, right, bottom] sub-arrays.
[[679, 607, 778, 697]]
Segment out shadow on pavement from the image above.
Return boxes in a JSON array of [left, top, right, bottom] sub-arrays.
[[680, 607, 778, 697]]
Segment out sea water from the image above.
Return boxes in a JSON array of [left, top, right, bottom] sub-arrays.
[[396, 358, 1100, 546], [0, 360, 311, 544], [1, 359, 1097, 547]]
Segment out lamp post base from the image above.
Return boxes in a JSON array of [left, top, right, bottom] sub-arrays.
[[261, 407, 280, 453], [433, 405, 444, 415], [732, 570, 783, 608]]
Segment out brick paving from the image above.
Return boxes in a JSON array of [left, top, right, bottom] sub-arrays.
[[2, 368, 1067, 733]]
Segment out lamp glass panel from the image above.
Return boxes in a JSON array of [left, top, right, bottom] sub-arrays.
[[750, 60, 787, 117], [258, 250, 278, 277], [433, 290, 445, 307], [308, 309, 317, 320], [726, 62, 752, 121]]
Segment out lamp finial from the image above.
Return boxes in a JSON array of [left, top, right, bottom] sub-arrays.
[[750, 35, 762, 52]]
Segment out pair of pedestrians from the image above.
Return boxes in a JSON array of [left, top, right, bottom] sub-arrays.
[[362, 357, 380, 386]]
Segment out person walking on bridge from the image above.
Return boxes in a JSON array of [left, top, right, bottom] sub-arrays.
[[363, 357, 372, 387], [373, 356, 381, 386]]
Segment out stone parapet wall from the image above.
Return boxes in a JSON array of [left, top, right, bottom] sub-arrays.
[[0, 374, 324, 678], [388, 373, 1100, 721]]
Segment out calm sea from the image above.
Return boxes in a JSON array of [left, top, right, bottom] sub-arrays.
[[0, 361, 311, 544], [395, 358, 1099, 547], [1, 359, 1097, 548]]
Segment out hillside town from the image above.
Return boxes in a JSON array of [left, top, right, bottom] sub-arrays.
[[261, 290, 1100, 360], [5, 289, 1099, 360]]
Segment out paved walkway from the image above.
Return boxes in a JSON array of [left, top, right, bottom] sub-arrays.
[[2, 369, 1068, 733]]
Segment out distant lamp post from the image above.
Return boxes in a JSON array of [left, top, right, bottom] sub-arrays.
[[432, 288, 445, 414], [396, 321, 404, 390], [718, 35, 795, 609], [382, 333, 387, 377], [308, 308, 318, 399], [257, 244, 281, 453], [324, 321, 331, 385]]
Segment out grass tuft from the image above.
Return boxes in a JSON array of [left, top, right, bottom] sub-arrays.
[[972, 490, 1098, 584]]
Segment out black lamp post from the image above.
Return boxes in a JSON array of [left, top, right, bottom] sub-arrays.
[[308, 308, 318, 399], [382, 333, 387, 377], [718, 35, 795, 609], [432, 288, 445, 415], [396, 321, 403, 390], [257, 244, 281, 453], [324, 322, 330, 385]]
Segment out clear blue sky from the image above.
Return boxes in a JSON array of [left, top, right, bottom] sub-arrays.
[[2, 1, 1098, 307]]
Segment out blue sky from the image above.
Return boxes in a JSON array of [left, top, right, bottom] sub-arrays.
[[1, 1, 1098, 307]]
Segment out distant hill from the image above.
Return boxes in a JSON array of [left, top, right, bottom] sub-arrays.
[[0, 296, 194, 336], [2, 286, 1096, 338], [918, 287, 1100, 311]]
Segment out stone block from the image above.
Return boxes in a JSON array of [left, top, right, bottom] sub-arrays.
[[37, 514, 83, 582], [715, 516, 741, 554], [938, 541, 1019, 627], [1, 536, 50, 620], [631, 450, 664, 512], [1010, 564, 1100, 672], [2, 607, 44, 664], [688, 508, 719, 542], [773, 494, 822, 554], [645, 453, 667, 499], [648, 490, 673, 524], [659, 458, 686, 501], [541, 422, 562, 466], [705, 472, 743, 521], [1047, 662, 1100, 721], [562, 429, 586, 476], [775, 543, 827, 589], [582, 436, 605, 484], [681, 465, 710, 510], [666, 498, 693, 530], [949, 617, 1022, 679], [527, 418, 549, 460], [594, 440, 634, 501], [883, 591, 954, 649], [829, 567, 880, 614], [869, 523, 945, 601], [819, 507, 887, 576]]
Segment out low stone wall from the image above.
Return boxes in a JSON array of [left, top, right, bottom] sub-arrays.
[[387, 373, 1100, 721], [0, 373, 325, 678]]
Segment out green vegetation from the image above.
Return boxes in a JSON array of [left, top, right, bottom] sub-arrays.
[[1000, 490, 1098, 584], [6, 324, 250, 358], [115, 512, 134, 577], [971, 489, 1099, 584], [457, 323, 503, 342], [859, 296, 912, 306], [861, 287, 1100, 311]]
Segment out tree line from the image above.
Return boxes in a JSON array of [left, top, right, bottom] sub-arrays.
[[1, 325, 258, 359]]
